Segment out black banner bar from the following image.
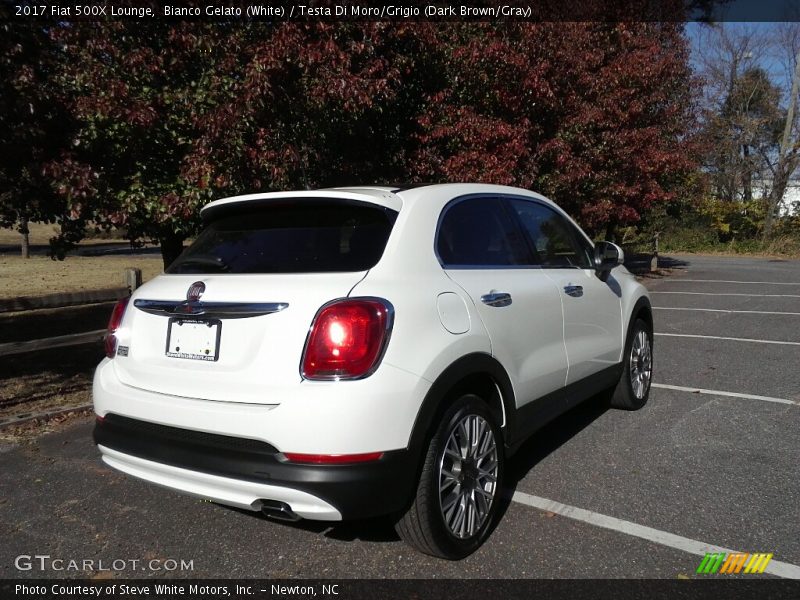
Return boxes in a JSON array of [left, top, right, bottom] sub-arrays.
[[3, 0, 800, 23], [3, 579, 800, 600]]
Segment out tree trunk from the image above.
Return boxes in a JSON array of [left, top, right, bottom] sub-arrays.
[[765, 48, 800, 237], [604, 221, 617, 243], [159, 231, 185, 270], [764, 164, 791, 237], [19, 214, 30, 259], [742, 145, 752, 202]]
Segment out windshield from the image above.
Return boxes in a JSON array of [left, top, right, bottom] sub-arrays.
[[168, 200, 397, 274]]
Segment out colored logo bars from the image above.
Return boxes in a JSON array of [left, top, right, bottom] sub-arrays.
[[696, 552, 773, 574]]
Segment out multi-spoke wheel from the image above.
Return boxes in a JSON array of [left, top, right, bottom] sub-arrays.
[[395, 394, 504, 559], [438, 413, 499, 540], [610, 317, 653, 410]]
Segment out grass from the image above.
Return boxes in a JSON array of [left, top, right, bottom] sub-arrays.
[[0, 222, 60, 246], [0, 222, 128, 247], [0, 254, 163, 299], [657, 234, 800, 259], [0, 344, 99, 421], [625, 225, 800, 260]]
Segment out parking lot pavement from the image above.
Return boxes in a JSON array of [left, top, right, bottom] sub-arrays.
[[1, 253, 799, 579], [648, 255, 800, 403]]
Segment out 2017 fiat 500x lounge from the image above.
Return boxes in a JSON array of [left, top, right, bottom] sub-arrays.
[[93, 183, 653, 560]]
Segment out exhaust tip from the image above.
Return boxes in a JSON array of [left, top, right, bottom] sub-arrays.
[[260, 499, 301, 522]]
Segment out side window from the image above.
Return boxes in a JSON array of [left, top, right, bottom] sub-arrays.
[[506, 199, 593, 269], [437, 197, 534, 267]]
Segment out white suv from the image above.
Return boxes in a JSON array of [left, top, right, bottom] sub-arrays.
[[93, 183, 652, 559]]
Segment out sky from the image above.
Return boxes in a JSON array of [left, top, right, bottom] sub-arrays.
[[685, 21, 795, 100]]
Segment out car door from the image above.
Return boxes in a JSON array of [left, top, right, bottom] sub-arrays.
[[436, 196, 568, 408], [505, 198, 623, 385]]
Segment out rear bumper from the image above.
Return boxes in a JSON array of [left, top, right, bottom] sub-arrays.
[[93, 415, 419, 520], [93, 358, 430, 455]]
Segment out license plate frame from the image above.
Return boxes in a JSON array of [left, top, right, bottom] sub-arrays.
[[165, 318, 222, 362]]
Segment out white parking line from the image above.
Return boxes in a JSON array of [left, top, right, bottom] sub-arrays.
[[653, 307, 800, 316], [671, 279, 800, 286], [651, 383, 797, 406], [510, 491, 800, 579], [655, 333, 800, 346], [651, 291, 800, 298]]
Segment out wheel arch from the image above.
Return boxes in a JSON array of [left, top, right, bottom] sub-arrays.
[[407, 353, 516, 458], [629, 295, 653, 337]]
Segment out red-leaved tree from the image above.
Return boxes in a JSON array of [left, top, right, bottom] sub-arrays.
[[413, 22, 699, 238]]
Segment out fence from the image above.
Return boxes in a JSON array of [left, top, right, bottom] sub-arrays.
[[0, 268, 142, 358]]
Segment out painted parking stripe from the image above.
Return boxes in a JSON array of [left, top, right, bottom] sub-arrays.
[[655, 333, 800, 347], [510, 491, 800, 579], [651, 291, 800, 298], [653, 307, 800, 316], [669, 279, 800, 286], [651, 383, 797, 406]]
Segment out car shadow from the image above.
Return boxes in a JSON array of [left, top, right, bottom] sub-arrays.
[[221, 394, 612, 548], [623, 253, 689, 275], [490, 395, 611, 528]]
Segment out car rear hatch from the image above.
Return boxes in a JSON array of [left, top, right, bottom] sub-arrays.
[[112, 192, 400, 404]]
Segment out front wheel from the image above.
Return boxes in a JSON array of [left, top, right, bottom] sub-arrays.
[[394, 394, 504, 559], [610, 317, 653, 410]]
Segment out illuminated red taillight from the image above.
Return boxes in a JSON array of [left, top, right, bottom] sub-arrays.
[[283, 452, 384, 464], [104, 297, 130, 358], [301, 298, 393, 380]]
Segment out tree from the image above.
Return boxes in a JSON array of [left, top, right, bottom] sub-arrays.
[[48, 22, 240, 267], [694, 25, 783, 207], [764, 23, 800, 236], [0, 21, 74, 258], [411, 22, 699, 239], [702, 67, 782, 203], [49, 22, 435, 267], [48, 20, 699, 259], [184, 23, 437, 192]]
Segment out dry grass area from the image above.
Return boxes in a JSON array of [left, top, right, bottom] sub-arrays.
[[0, 343, 99, 441], [0, 254, 163, 299], [0, 222, 61, 246], [0, 222, 126, 246]]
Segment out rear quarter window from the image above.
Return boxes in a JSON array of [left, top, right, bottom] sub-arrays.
[[168, 201, 397, 274]]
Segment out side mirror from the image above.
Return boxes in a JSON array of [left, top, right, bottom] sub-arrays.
[[594, 241, 624, 281]]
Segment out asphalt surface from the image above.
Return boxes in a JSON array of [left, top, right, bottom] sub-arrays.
[[1, 254, 798, 579]]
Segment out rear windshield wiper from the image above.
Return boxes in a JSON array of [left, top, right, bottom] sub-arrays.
[[171, 255, 230, 273]]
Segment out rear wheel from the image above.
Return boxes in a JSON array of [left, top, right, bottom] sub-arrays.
[[610, 317, 653, 410], [395, 394, 503, 559]]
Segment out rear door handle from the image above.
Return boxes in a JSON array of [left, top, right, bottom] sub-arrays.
[[481, 292, 512, 307], [564, 285, 583, 298]]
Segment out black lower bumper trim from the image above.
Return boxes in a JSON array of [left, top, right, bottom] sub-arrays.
[[94, 414, 418, 519]]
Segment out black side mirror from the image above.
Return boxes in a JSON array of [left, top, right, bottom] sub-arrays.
[[594, 241, 624, 282]]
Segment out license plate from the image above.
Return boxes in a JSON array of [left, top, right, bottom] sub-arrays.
[[165, 318, 221, 361]]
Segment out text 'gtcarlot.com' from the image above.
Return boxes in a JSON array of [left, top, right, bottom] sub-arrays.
[[13, 554, 194, 572]]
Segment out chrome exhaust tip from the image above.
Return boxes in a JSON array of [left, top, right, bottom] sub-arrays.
[[260, 499, 301, 522]]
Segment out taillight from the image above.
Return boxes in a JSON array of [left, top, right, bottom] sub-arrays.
[[301, 298, 393, 380], [105, 297, 130, 358]]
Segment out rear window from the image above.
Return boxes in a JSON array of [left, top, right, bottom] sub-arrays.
[[168, 201, 397, 274]]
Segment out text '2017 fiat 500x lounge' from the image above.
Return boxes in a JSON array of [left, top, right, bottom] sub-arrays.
[[93, 184, 653, 559]]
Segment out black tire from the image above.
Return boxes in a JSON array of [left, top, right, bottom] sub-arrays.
[[394, 394, 504, 560], [610, 317, 653, 410]]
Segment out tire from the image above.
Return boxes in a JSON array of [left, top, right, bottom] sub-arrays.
[[394, 394, 504, 560], [610, 317, 653, 410]]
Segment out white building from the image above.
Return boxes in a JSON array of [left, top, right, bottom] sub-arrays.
[[752, 179, 799, 216]]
